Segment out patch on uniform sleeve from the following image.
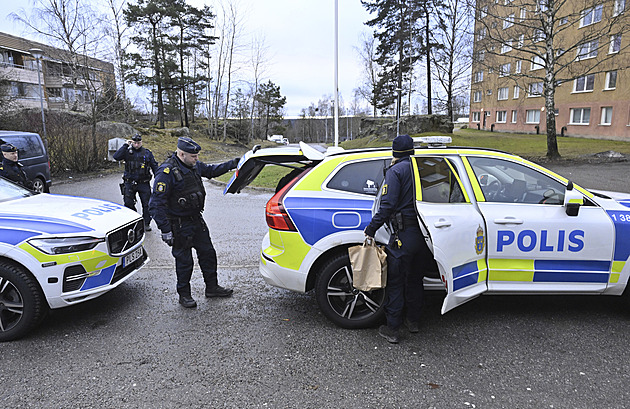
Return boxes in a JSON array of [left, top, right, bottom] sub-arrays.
[[163, 167, 170, 174], [156, 182, 166, 192], [382, 184, 388, 196]]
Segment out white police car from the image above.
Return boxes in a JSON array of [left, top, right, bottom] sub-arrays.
[[0, 177, 148, 341], [225, 139, 630, 328]]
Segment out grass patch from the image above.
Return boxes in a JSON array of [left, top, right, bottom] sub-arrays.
[[215, 165, 299, 190]]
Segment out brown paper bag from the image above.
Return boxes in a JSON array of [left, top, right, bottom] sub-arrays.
[[348, 238, 387, 291]]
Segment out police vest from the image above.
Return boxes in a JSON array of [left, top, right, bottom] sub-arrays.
[[165, 156, 206, 212], [125, 148, 152, 181]]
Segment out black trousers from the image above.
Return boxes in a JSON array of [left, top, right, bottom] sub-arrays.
[[123, 180, 152, 225], [171, 217, 218, 296], [383, 224, 428, 331]]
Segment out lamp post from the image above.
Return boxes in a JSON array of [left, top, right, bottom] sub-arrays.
[[29, 48, 47, 150], [395, 87, 402, 136]]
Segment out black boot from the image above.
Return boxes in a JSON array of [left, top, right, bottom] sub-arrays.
[[205, 285, 233, 298], [179, 295, 197, 308]]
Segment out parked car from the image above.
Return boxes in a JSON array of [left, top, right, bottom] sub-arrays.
[[0, 178, 148, 341], [0, 131, 52, 193], [225, 139, 630, 328]]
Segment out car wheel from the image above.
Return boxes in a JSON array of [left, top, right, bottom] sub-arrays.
[[32, 177, 46, 193], [315, 251, 385, 329], [0, 262, 47, 342]]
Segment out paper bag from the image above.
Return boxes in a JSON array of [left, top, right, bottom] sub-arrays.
[[348, 238, 387, 291]]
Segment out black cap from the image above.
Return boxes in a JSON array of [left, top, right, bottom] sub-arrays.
[[131, 134, 142, 142], [1, 143, 17, 153], [177, 137, 201, 154], [392, 135, 414, 158]]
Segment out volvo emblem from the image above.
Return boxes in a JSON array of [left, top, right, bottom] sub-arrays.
[[127, 228, 135, 243]]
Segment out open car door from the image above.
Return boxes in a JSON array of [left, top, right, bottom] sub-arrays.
[[224, 141, 325, 194], [411, 155, 488, 314]]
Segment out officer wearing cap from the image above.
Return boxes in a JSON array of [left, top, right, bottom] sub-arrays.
[[364, 134, 426, 344], [113, 133, 159, 231], [0, 143, 34, 189], [149, 137, 240, 308]]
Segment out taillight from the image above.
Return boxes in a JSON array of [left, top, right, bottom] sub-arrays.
[[265, 168, 310, 231]]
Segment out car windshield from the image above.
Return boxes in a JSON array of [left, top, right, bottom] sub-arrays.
[[0, 177, 34, 202]]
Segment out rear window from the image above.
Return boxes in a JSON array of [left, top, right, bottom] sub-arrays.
[[0, 135, 44, 160], [326, 159, 388, 196]]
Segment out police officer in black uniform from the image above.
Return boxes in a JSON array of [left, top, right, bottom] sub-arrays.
[[0, 143, 34, 189], [113, 134, 159, 231], [149, 137, 239, 308], [364, 134, 425, 344]]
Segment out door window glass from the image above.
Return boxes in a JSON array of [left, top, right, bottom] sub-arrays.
[[468, 156, 565, 204], [415, 157, 465, 203], [326, 159, 388, 196]]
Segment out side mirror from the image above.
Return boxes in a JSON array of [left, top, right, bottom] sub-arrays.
[[563, 180, 582, 217]]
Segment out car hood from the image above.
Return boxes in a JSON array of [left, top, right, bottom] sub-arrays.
[[0, 193, 141, 237], [224, 141, 326, 194]]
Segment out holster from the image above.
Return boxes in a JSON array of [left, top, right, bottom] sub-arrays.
[[119, 182, 125, 196]]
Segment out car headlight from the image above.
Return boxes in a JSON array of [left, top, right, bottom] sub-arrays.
[[28, 237, 105, 255]]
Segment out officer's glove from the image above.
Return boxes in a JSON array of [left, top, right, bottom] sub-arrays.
[[364, 225, 376, 239], [230, 158, 240, 169], [161, 231, 174, 246]]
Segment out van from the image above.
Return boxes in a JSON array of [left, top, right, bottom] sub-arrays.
[[0, 131, 52, 192]]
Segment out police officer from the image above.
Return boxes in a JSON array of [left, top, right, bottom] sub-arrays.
[[364, 134, 426, 344], [149, 137, 239, 308], [0, 143, 33, 189], [113, 133, 158, 231]]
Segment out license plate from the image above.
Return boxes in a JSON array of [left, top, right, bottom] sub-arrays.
[[124, 247, 143, 267]]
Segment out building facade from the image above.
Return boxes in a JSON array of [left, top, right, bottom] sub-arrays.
[[0, 31, 115, 112], [469, 0, 630, 140]]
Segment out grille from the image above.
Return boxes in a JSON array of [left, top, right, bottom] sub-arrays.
[[107, 219, 144, 255], [63, 265, 87, 292], [111, 248, 147, 284]]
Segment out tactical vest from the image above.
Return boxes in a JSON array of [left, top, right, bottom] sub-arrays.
[[125, 148, 151, 180], [165, 155, 206, 212]]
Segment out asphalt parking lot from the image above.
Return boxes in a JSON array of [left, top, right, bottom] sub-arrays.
[[2, 160, 630, 408]]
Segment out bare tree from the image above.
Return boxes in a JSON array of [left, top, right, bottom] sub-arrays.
[[248, 34, 269, 141], [103, 0, 131, 117], [354, 31, 381, 117]]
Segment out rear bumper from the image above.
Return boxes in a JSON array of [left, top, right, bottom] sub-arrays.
[[259, 250, 307, 293]]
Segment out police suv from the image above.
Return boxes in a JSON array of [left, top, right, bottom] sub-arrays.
[[0, 177, 148, 341], [225, 138, 630, 329]]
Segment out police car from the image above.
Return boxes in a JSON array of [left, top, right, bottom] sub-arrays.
[[0, 177, 148, 341], [225, 138, 630, 329]]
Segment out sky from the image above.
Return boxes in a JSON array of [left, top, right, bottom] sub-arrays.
[[0, 0, 373, 117]]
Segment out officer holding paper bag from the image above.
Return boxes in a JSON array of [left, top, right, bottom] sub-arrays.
[[364, 134, 424, 344]]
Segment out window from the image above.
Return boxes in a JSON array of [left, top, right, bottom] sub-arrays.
[[468, 156, 566, 204], [415, 157, 466, 204], [473, 71, 484, 83], [570, 108, 591, 124], [574, 74, 595, 92], [472, 112, 481, 122], [515, 60, 522, 73], [477, 27, 487, 40], [518, 34, 525, 48], [614, 0, 625, 15], [511, 110, 518, 123], [531, 55, 544, 70], [501, 40, 513, 53], [487, 89, 493, 95], [605, 71, 617, 89], [499, 63, 511, 76], [504, 14, 515, 29], [526, 109, 541, 123], [496, 111, 507, 122], [610, 34, 621, 53], [577, 40, 598, 60], [476, 50, 486, 62], [505, 0, 513, 4], [473, 90, 482, 102], [498, 87, 509, 100], [560, 16, 568, 25], [520, 8, 527, 19], [480, 5, 488, 18], [601, 107, 613, 125], [513, 86, 520, 98], [326, 159, 387, 196], [528, 82, 543, 96], [581, 5, 603, 27], [533, 29, 544, 42], [537, 0, 548, 12]]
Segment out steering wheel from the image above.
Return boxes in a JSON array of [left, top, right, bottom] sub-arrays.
[[485, 180, 502, 200], [539, 191, 563, 204]]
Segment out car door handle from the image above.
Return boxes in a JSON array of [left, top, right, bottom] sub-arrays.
[[434, 219, 452, 228], [494, 217, 524, 225]]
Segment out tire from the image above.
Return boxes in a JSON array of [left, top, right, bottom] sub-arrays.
[[315, 251, 385, 329], [0, 262, 47, 342], [32, 177, 46, 194]]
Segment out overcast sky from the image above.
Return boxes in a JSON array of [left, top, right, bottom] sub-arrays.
[[1, 0, 373, 117]]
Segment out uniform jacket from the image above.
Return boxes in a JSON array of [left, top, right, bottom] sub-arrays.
[[149, 154, 238, 234], [365, 156, 415, 237], [113, 144, 158, 182], [0, 157, 33, 189]]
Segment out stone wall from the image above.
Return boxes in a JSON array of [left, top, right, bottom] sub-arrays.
[[358, 114, 453, 140]]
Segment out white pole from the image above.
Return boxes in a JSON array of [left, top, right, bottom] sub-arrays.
[[334, 0, 339, 147]]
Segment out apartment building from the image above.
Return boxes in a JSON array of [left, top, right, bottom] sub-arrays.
[[0, 31, 115, 111], [469, 0, 630, 139]]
